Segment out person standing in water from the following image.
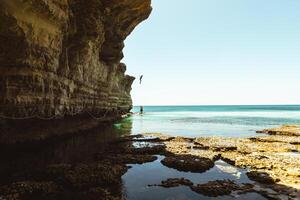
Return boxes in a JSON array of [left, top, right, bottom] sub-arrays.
[[139, 75, 144, 114], [140, 106, 144, 114]]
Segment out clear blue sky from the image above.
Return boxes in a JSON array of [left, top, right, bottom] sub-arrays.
[[123, 0, 300, 106]]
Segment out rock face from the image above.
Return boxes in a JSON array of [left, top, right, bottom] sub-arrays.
[[0, 0, 152, 119]]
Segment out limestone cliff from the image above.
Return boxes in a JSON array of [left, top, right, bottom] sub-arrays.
[[0, 0, 152, 120]]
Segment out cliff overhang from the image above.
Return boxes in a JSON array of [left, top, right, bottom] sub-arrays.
[[0, 0, 152, 143]]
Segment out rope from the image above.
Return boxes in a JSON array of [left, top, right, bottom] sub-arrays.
[[86, 109, 110, 120], [0, 107, 114, 121], [0, 106, 37, 120]]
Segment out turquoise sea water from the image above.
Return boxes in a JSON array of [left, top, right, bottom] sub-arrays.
[[120, 105, 300, 137]]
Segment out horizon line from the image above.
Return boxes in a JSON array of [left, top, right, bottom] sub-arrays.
[[132, 104, 300, 107]]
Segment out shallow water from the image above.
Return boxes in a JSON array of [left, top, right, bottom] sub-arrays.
[[122, 156, 266, 200], [0, 124, 128, 184], [128, 105, 300, 137], [1, 106, 298, 199]]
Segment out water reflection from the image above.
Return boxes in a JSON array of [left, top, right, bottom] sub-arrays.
[[0, 122, 132, 185], [122, 156, 266, 200], [0, 118, 273, 200]]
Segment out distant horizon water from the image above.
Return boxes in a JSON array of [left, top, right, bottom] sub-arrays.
[[133, 104, 300, 106], [119, 105, 300, 137]]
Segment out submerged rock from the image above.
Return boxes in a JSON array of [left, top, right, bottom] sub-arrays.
[[149, 178, 193, 188], [1, 130, 299, 199], [190, 180, 251, 197], [99, 153, 158, 165], [161, 155, 214, 173], [46, 162, 127, 190], [126, 143, 166, 155], [148, 132, 300, 189], [246, 171, 278, 184]]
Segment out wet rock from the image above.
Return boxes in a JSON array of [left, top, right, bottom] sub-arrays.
[[270, 184, 300, 198], [126, 144, 166, 155], [0, 181, 60, 200], [190, 180, 247, 197], [158, 131, 300, 187], [220, 156, 236, 165], [170, 137, 195, 143], [190, 142, 209, 150], [113, 135, 144, 143], [149, 178, 193, 188], [46, 164, 72, 179], [161, 155, 214, 173], [257, 125, 300, 136], [100, 154, 157, 165], [249, 135, 300, 145], [142, 133, 175, 142], [246, 171, 278, 184], [194, 137, 238, 152], [211, 146, 237, 152], [47, 162, 127, 189], [249, 137, 277, 143], [79, 187, 123, 200], [121, 133, 175, 143], [131, 135, 162, 143]]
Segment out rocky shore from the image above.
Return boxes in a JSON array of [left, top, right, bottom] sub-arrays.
[[141, 132, 299, 198], [0, 125, 299, 199], [257, 125, 300, 136]]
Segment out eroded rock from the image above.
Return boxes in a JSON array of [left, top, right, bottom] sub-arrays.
[[246, 171, 278, 184], [146, 132, 300, 188], [257, 125, 300, 136], [0, 181, 61, 200], [47, 162, 127, 189], [99, 153, 158, 165], [79, 187, 123, 200], [0, 0, 152, 143], [190, 180, 251, 197], [149, 178, 193, 188], [161, 155, 214, 173]]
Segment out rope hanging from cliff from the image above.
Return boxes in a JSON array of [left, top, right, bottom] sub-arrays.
[[0, 106, 63, 120], [0, 109, 110, 121], [0, 105, 83, 120], [86, 109, 110, 120], [0, 99, 121, 121]]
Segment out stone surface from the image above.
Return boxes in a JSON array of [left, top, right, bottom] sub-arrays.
[[144, 131, 300, 190], [0, 136, 160, 200], [257, 125, 300, 136], [246, 171, 278, 184], [148, 178, 193, 188], [190, 180, 246, 197], [1, 130, 299, 199], [161, 155, 215, 173], [0, 0, 151, 120]]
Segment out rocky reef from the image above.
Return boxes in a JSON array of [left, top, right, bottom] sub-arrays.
[[257, 125, 300, 136], [139, 132, 300, 199], [1, 126, 300, 199], [0, 0, 151, 119]]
